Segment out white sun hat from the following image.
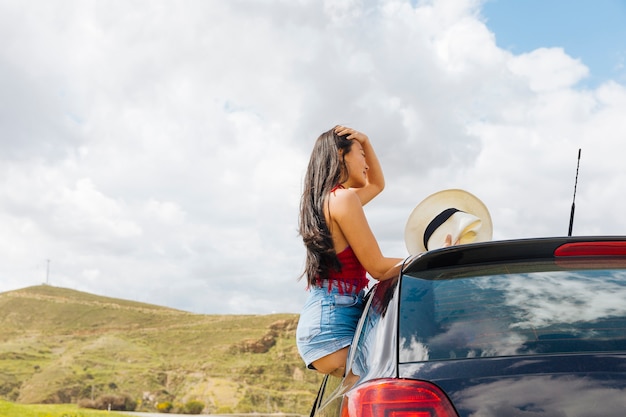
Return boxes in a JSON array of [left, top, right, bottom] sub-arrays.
[[404, 189, 493, 254]]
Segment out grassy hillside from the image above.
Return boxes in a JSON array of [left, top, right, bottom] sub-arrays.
[[0, 285, 321, 414]]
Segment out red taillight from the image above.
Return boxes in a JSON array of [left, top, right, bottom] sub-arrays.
[[341, 379, 459, 417], [555, 241, 626, 257]]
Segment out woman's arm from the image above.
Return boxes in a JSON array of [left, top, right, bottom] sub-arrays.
[[329, 189, 404, 280], [334, 126, 385, 206]]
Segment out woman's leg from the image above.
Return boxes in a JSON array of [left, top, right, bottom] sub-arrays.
[[311, 346, 349, 377]]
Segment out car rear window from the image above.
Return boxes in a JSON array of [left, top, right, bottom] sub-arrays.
[[399, 264, 626, 363]]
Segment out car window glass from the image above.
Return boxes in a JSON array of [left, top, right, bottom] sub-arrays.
[[348, 279, 399, 381], [400, 268, 626, 362]]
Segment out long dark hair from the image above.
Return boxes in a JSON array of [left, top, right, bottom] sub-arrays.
[[299, 127, 354, 286]]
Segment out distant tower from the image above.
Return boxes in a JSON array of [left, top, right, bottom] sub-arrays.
[[46, 259, 51, 285]]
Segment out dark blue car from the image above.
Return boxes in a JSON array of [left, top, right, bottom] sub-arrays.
[[310, 237, 626, 417]]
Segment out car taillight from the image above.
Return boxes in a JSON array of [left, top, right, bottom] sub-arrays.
[[341, 379, 459, 417], [555, 241, 626, 257]]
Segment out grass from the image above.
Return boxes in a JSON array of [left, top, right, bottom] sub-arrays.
[[0, 285, 321, 414], [0, 399, 132, 417]]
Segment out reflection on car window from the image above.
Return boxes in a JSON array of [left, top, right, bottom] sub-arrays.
[[400, 268, 626, 362], [349, 279, 399, 381]]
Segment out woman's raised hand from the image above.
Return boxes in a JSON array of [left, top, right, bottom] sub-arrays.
[[334, 125, 368, 145]]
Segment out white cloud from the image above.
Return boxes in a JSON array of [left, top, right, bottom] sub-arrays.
[[1, 0, 626, 313], [508, 47, 590, 91]]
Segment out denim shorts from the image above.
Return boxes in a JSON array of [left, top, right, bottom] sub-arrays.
[[296, 284, 366, 369]]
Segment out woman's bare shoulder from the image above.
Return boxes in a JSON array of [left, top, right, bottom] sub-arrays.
[[327, 188, 363, 218]]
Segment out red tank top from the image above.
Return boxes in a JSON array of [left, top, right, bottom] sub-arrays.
[[312, 184, 368, 293], [314, 246, 368, 294]]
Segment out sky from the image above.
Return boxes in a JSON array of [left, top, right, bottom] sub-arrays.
[[1, 0, 625, 315]]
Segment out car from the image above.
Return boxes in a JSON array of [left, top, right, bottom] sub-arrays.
[[308, 236, 626, 417]]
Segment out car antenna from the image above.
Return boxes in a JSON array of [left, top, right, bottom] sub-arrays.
[[568, 148, 582, 237]]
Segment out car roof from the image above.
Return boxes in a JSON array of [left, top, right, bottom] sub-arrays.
[[402, 236, 626, 274]]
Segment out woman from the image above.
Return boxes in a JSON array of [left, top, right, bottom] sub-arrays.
[[296, 125, 404, 377]]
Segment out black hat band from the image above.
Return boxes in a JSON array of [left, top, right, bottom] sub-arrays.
[[423, 208, 461, 250]]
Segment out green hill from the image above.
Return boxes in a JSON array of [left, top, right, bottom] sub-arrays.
[[0, 285, 320, 414]]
